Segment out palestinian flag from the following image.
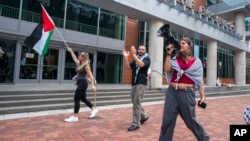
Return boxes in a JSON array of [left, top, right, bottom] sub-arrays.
[[24, 5, 55, 55]]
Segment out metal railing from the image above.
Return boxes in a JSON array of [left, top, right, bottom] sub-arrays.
[[147, 69, 166, 90], [0, 4, 114, 36], [207, 0, 250, 14], [151, 70, 166, 78], [0, 5, 19, 19]]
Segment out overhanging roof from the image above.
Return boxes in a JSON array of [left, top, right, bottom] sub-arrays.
[[79, 0, 247, 52], [214, 4, 250, 21]]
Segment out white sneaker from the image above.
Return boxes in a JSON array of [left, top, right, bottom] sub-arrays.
[[64, 115, 79, 122], [89, 109, 99, 118], [228, 83, 232, 87]]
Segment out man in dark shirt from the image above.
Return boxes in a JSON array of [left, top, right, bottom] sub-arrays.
[[123, 45, 151, 131]]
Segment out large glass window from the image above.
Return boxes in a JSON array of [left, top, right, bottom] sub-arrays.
[[194, 39, 207, 77], [66, 0, 98, 34], [217, 47, 234, 78], [1, 0, 125, 40], [96, 52, 122, 83], [42, 49, 59, 80], [138, 21, 150, 50], [20, 45, 38, 79], [0, 39, 16, 83], [207, 0, 219, 6], [245, 17, 250, 31], [138, 21, 146, 46], [64, 50, 78, 80], [99, 9, 125, 40], [0, 0, 20, 19], [22, 0, 65, 28], [19, 46, 59, 81]]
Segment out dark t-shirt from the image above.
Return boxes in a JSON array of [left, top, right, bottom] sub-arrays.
[[130, 57, 150, 86]]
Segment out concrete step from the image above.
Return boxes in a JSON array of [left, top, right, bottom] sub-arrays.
[[0, 89, 160, 100], [0, 93, 164, 107], [1, 85, 250, 115], [0, 88, 164, 114]]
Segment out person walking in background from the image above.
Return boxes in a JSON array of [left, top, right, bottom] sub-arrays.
[[64, 47, 98, 122], [159, 37, 209, 141], [216, 78, 231, 87], [123, 45, 150, 131]]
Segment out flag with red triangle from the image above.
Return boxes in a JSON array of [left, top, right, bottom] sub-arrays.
[[24, 4, 55, 55]]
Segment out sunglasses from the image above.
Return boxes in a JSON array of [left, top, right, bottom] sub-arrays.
[[79, 54, 84, 57]]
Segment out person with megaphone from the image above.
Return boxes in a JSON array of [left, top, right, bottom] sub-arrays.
[[157, 24, 180, 58], [158, 34, 209, 141]]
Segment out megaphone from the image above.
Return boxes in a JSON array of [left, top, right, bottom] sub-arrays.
[[157, 24, 180, 53]]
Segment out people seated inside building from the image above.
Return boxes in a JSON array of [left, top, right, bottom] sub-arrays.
[[216, 78, 231, 87]]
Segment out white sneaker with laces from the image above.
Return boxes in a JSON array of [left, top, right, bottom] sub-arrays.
[[89, 109, 99, 118], [65, 115, 79, 122]]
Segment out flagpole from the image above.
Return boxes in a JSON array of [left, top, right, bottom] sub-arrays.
[[55, 27, 69, 48], [40, 4, 69, 49], [94, 90, 96, 108]]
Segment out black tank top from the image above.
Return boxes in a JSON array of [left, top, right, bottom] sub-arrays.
[[76, 65, 87, 79]]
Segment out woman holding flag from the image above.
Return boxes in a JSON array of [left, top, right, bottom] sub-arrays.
[[64, 47, 98, 122], [24, 4, 98, 122]]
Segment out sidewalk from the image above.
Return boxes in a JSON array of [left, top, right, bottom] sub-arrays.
[[0, 94, 249, 141]]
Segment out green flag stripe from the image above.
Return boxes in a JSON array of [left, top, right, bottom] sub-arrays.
[[41, 30, 54, 55]]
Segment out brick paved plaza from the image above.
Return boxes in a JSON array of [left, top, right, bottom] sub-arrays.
[[0, 95, 249, 141]]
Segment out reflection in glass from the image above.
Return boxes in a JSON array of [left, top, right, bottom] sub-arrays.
[[97, 52, 122, 83], [21, 0, 65, 27], [42, 49, 58, 80], [138, 21, 150, 50], [0, 40, 16, 83], [64, 51, 78, 80], [217, 47, 234, 78], [246, 17, 250, 31], [0, 0, 20, 19], [20, 46, 38, 79], [99, 9, 125, 40], [66, 0, 98, 34]]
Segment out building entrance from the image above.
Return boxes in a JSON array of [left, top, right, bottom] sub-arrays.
[[18, 45, 60, 83], [0, 40, 16, 83]]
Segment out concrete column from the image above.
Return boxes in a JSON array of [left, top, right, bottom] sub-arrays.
[[206, 40, 217, 86], [235, 51, 246, 85], [235, 12, 246, 85], [235, 12, 245, 41], [148, 19, 164, 89]]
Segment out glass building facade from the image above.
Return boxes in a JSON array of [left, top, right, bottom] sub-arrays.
[[246, 17, 250, 31], [0, 0, 125, 84], [137, 21, 235, 80], [0, 0, 244, 84]]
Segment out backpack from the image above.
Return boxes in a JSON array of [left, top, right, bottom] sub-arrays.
[[243, 105, 250, 125]]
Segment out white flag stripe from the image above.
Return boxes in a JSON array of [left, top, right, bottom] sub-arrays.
[[33, 29, 49, 55]]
